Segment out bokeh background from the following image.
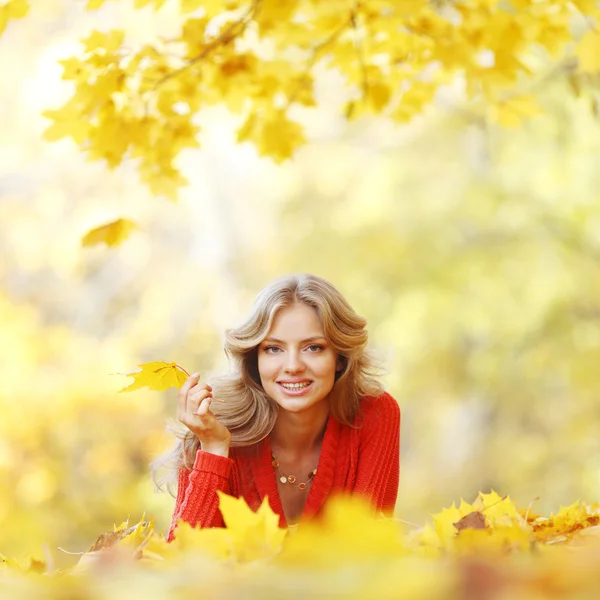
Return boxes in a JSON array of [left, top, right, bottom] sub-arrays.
[[2, 0, 600, 569]]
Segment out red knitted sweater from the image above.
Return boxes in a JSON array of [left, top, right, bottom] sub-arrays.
[[167, 391, 400, 541]]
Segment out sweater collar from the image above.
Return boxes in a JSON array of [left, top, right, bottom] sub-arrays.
[[252, 413, 341, 528]]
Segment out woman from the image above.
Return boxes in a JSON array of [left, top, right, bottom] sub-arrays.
[[156, 274, 400, 541]]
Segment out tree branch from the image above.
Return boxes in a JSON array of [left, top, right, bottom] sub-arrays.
[[151, 0, 262, 92]]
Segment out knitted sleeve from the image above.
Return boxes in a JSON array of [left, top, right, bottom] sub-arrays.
[[353, 391, 401, 514], [166, 450, 235, 542]]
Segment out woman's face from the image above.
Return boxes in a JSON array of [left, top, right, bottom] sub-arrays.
[[257, 303, 341, 415]]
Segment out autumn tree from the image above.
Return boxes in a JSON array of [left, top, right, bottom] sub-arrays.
[[2, 0, 600, 215]]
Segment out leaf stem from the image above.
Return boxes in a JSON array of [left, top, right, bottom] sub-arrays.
[[176, 364, 191, 377]]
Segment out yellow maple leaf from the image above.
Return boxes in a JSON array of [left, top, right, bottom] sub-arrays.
[[58, 57, 87, 82], [171, 520, 232, 560], [81, 29, 124, 54], [432, 504, 463, 548], [81, 218, 138, 247], [473, 490, 519, 522], [238, 110, 306, 163], [172, 493, 286, 563], [279, 495, 405, 568], [409, 522, 443, 557], [217, 491, 286, 561], [576, 30, 600, 73], [144, 168, 189, 202], [119, 361, 190, 392]]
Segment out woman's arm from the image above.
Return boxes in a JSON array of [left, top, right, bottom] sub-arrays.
[[168, 373, 236, 541], [353, 392, 401, 514], [166, 450, 235, 542]]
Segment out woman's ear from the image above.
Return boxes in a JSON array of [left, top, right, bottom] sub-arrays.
[[336, 355, 346, 372]]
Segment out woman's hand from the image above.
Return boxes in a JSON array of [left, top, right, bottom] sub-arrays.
[[178, 373, 231, 457]]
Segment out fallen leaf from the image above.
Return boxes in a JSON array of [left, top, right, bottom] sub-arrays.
[[454, 511, 487, 532], [81, 218, 138, 247]]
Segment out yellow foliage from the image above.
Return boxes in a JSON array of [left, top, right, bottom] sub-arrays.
[[3, 492, 600, 598], [3, 0, 598, 196]]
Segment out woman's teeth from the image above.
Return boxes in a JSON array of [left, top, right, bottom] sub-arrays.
[[280, 382, 311, 390]]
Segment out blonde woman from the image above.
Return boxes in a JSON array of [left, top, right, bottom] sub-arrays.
[[157, 274, 401, 541]]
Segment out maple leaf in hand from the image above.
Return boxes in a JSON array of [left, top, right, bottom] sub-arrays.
[[119, 361, 189, 392]]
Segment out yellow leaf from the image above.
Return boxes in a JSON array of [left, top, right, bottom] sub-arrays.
[[238, 109, 305, 163], [172, 520, 233, 559], [6, 0, 29, 18], [119, 361, 190, 392], [216, 492, 287, 561], [142, 168, 189, 201], [473, 491, 515, 517], [576, 30, 600, 73], [431, 504, 462, 548], [81, 218, 139, 247], [87, 0, 108, 8], [42, 118, 89, 145], [81, 29, 124, 54], [58, 57, 86, 81], [279, 495, 405, 568], [0, 0, 29, 37]]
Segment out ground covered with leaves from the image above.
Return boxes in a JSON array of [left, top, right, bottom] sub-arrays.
[[2, 491, 599, 599]]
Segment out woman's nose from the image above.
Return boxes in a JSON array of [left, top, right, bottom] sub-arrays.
[[284, 351, 305, 373]]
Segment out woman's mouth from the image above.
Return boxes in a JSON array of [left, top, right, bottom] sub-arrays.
[[277, 381, 313, 396]]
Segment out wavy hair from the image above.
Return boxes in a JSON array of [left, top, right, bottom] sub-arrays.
[[151, 273, 383, 494]]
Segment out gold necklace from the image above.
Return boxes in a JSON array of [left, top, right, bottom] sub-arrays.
[[271, 451, 318, 490]]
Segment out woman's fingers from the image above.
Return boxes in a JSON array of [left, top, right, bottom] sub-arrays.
[[178, 373, 213, 419], [195, 396, 213, 417], [188, 386, 212, 412], [178, 373, 200, 412]]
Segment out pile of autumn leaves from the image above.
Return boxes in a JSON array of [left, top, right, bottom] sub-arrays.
[[1, 491, 600, 599]]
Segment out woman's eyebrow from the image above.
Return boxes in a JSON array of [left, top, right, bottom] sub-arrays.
[[262, 336, 326, 344]]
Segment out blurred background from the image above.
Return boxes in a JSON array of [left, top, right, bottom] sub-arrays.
[[2, 0, 600, 569]]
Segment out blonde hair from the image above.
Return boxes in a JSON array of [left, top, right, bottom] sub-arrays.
[[151, 273, 383, 494]]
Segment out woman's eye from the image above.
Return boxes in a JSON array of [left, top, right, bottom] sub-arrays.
[[307, 344, 324, 352], [264, 346, 281, 354]]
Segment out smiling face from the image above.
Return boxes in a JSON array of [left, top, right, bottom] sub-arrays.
[[257, 303, 341, 415]]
